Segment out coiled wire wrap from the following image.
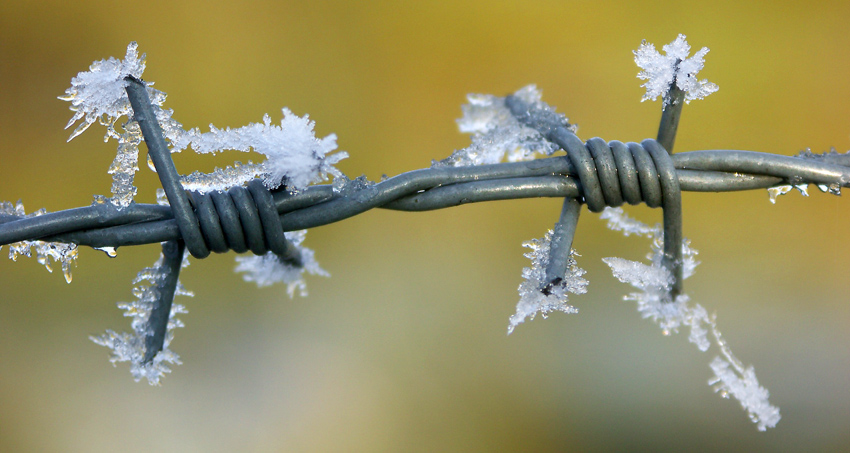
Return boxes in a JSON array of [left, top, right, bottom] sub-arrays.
[[126, 77, 301, 265], [125, 77, 303, 361], [505, 95, 683, 296]]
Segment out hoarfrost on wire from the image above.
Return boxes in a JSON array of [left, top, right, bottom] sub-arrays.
[[179, 161, 265, 194], [438, 85, 573, 167], [0, 200, 78, 283], [235, 230, 329, 298], [59, 42, 147, 141], [634, 34, 719, 106], [180, 110, 347, 191], [90, 248, 193, 385], [60, 42, 348, 208], [600, 207, 779, 430], [53, 42, 338, 381], [507, 229, 586, 335]]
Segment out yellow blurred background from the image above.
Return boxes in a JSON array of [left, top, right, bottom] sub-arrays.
[[1, 1, 849, 451]]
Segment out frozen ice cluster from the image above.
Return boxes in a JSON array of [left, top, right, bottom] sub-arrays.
[[508, 230, 586, 335], [439, 85, 573, 167], [634, 34, 719, 106], [90, 249, 192, 385], [0, 200, 78, 283], [60, 42, 347, 208], [235, 230, 329, 298], [601, 207, 780, 431]]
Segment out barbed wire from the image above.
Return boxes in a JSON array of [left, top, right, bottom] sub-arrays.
[[2, 77, 850, 361]]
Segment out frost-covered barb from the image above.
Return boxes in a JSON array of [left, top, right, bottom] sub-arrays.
[[439, 85, 574, 166], [634, 34, 719, 106], [59, 41, 147, 141], [60, 42, 348, 207], [90, 247, 192, 385], [54, 42, 340, 382], [0, 200, 78, 283], [59, 42, 155, 208], [601, 207, 779, 430], [235, 230, 329, 298], [507, 230, 586, 335]]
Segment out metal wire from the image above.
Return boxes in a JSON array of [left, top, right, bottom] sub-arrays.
[[2, 79, 850, 360]]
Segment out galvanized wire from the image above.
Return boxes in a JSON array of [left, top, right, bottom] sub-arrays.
[[2, 79, 850, 359], [2, 146, 848, 249]]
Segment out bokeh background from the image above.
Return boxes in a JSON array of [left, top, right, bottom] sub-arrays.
[[1, 1, 849, 451]]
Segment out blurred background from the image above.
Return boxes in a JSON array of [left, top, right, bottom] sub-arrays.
[[1, 1, 849, 451]]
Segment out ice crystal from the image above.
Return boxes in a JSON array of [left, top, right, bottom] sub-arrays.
[[332, 174, 376, 197], [440, 85, 571, 167], [179, 110, 348, 190], [0, 200, 78, 283], [61, 42, 348, 206], [59, 42, 147, 141], [234, 230, 329, 297], [508, 229, 586, 335], [179, 161, 265, 194], [102, 119, 142, 208], [90, 248, 192, 385], [634, 34, 718, 106], [601, 207, 779, 430], [709, 357, 781, 431], [59, 42, 169, 208]]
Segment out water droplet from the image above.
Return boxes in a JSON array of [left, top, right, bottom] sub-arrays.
[[95, 246, 118, 258], [817, 184, 829, 193], [794, 184, 809, 196], [147, 153, 157, 172], [767, 185, 792, 204], [828, 183, 841, 196], [63, 269, 73, 283]]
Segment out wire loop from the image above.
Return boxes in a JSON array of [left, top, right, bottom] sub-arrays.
[[505, 94, 684, 296]]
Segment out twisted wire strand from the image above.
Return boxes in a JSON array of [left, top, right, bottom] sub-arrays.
[[4, 80, 847, 364], [2, 150, 849, 245], [1, 152, 848, 247], [3, 82, 850, 316]]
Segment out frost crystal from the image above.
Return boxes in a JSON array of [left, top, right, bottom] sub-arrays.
[[234, 230, 329, 297], [709, 356, 781, 431], [60, 42, 348, 206], [179, 161, 265, 194], [59, 42, 147, 141], [634, 34, 718, 106], [440, 85, 572, 167], [508, 230, 586, 335], [180, 109, 348, 190], [0, 200, 78, 283], [59, 42, 157, 208], [90, 248, 193, 385], [601, 207, 779, 429]]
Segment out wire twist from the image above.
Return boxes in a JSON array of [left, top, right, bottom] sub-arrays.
[[505, 94, 683, 296], [125, 77, 303, 360], [126, 77, 301, 265]]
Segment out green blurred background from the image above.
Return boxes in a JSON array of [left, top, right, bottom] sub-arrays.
[[1, 1, 849, 451]]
